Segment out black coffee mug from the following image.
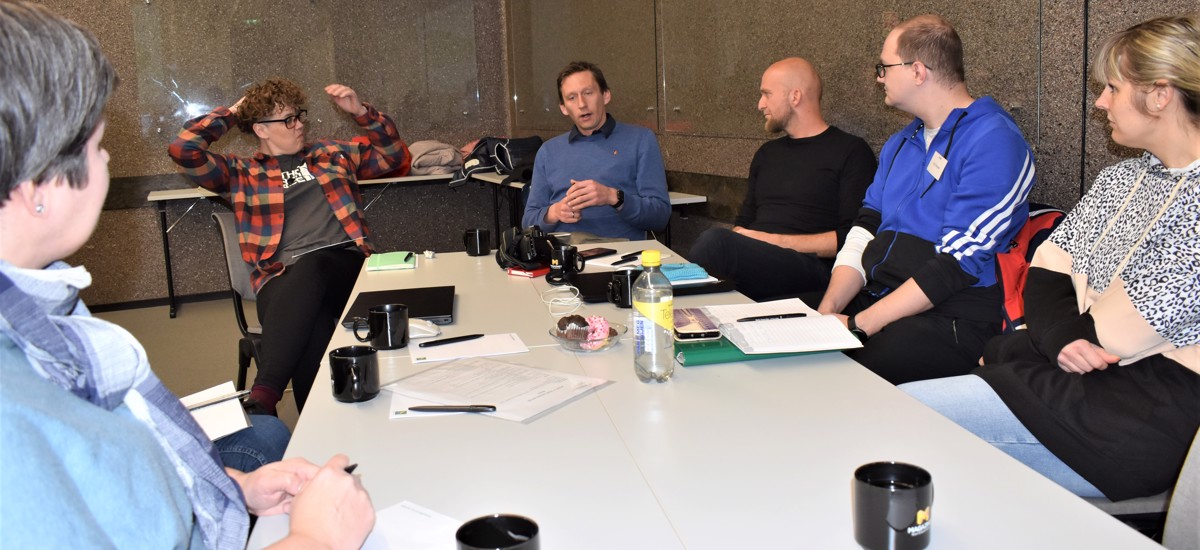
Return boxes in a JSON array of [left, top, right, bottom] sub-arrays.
[[547, 244, 586, 285], [464, 228, 490, 256], [606, 269, 636, 308], [853, 462, 933, 550], [456, 514, 539, 550], [353, 303, 409, 350], [329, 346, 380, 403]]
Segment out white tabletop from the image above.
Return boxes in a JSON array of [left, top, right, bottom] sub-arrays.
[[247, 241, 1158, 550]]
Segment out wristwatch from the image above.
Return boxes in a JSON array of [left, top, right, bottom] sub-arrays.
[[848, 314, 869, 343], [612, 189, 625, 209]]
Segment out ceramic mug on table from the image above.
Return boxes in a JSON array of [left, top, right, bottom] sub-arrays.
[[464, 228, 490, 256], [852, 461, 933, 550], [456, 514, 539, 550], [353, 303, 409, 350], [329, 345, 380, 403]]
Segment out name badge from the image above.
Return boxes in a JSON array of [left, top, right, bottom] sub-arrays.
[[926, 152, 948, 181]]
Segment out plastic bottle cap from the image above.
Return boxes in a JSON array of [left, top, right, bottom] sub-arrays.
[[640, 250, 661, 266]]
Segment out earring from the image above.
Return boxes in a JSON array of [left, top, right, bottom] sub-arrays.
[[35, 204, 44, 214], [1156, 103, 1162, 109]]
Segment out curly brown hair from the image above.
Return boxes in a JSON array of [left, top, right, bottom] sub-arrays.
[[236, 78, 306, 132]]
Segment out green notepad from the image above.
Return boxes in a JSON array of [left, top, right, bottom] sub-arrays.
[[674, 336, 815, 367], [366, 251, 416, 271]]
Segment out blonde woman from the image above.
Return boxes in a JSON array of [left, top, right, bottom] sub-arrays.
[[902, 14, 1200, 501]]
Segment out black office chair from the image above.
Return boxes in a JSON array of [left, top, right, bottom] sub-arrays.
[[212, 211, 262, 391]]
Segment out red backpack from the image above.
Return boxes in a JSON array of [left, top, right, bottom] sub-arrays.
[[997, 204, 1066, 333]]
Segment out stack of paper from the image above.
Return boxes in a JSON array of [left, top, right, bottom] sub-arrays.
[[704, 299, 863, 355], [179, 381, 250, 441], [384, 356, 611, 422]]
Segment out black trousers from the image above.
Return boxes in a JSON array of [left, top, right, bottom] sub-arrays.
[[800, 291, 998, 385], [255, 247, 364, 411], [689, 227, 833, 302]]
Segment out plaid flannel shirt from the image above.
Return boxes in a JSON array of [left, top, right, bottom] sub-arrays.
[[168, 104, 411, 291]]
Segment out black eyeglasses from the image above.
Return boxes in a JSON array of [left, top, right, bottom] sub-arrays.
[[875, 62, 915, 78], [255, 109, 307, 129]]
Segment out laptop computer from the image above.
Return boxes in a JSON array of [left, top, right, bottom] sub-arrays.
[[340, 285, 456, 327]]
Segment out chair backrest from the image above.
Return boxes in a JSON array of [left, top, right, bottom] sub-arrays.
[[1164, 426, 1200, 550], [212, 211, 259, 337], [996, 203, 1066, 334], [212, 211, 256, 300]]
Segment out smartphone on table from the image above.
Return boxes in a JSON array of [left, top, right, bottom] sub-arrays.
[[673, 307, 722, 341], [578, 247, 617, 260]]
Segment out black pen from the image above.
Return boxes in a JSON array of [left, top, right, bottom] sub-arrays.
[[403, 251, 414, 262], [418, 333, 484, 347], [407, 405, 497, 413], [736, 312, 808, 322], [344, 463, 358, 474], [609, 251, 645, 266]]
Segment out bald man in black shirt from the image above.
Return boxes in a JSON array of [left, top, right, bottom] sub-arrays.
[[689, 58, 876, 301]]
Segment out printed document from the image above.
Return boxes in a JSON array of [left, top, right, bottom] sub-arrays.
[[384, 356, 610, 422]]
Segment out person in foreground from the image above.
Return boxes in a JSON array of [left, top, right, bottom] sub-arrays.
[[0, 4, 374, 548], [169, 75, 410, 416], [522, 61, 670, 240], [688, 57, 875, 301], [901, 14, 1200, 501], [813, 15, 1035, 384]]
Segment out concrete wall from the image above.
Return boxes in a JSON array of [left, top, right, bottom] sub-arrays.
[[58, 0, 1196, 306]]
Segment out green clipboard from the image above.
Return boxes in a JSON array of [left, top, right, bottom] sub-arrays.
[[674, 336, 815, 367]]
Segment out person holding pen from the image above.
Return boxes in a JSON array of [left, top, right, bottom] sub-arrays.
[[0, 4, 373, 548]]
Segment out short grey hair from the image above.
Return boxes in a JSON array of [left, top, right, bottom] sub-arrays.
[[0, 2, 117, 204]]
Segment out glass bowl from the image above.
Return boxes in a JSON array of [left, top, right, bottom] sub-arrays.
[[549, 322, 627, 352]]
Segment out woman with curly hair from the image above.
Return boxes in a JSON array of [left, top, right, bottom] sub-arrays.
[[170, 77, 411, 415]]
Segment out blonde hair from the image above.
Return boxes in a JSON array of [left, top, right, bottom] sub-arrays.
[[1093, 14, 1200, 123]]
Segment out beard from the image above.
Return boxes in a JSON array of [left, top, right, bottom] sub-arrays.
[[763, 112, 789, 133]]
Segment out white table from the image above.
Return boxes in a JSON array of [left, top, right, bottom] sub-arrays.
[[247, 241, 1159, 549]]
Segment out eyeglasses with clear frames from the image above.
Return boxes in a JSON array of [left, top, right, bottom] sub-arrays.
[[255, 109, 307, 129], [875, 62, 915, 78]]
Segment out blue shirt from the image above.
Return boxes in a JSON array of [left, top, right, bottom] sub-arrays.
[[523, 116, 670, 240], [0, 337, 200, 548]]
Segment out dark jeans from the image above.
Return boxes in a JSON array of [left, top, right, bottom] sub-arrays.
[[255, 247, 363, 411], [800, 291, 998, 385], [688, 227, 833, 302]]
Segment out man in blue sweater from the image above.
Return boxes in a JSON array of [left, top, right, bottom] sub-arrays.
[[522, 61, 670, 240], [815, 14, 1036, 384]]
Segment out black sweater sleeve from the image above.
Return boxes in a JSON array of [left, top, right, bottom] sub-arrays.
[[1024, 266, 1100, 360]]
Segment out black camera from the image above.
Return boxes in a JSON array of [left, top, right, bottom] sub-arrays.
[[495, 225, 560, 271], [606, 270, 636, 308]]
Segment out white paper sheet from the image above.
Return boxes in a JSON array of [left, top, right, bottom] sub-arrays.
[[588, 250, 673, 269], [723, 315, 863, 354], [360, 501, 460, 550], [179, 381, 249, 441], [384, 357, 610, 422], [702, 298, 819, 325], [410, 333, 529, 364]]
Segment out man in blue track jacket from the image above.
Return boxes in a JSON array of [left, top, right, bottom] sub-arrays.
[[815, 14, 1036, 384]]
